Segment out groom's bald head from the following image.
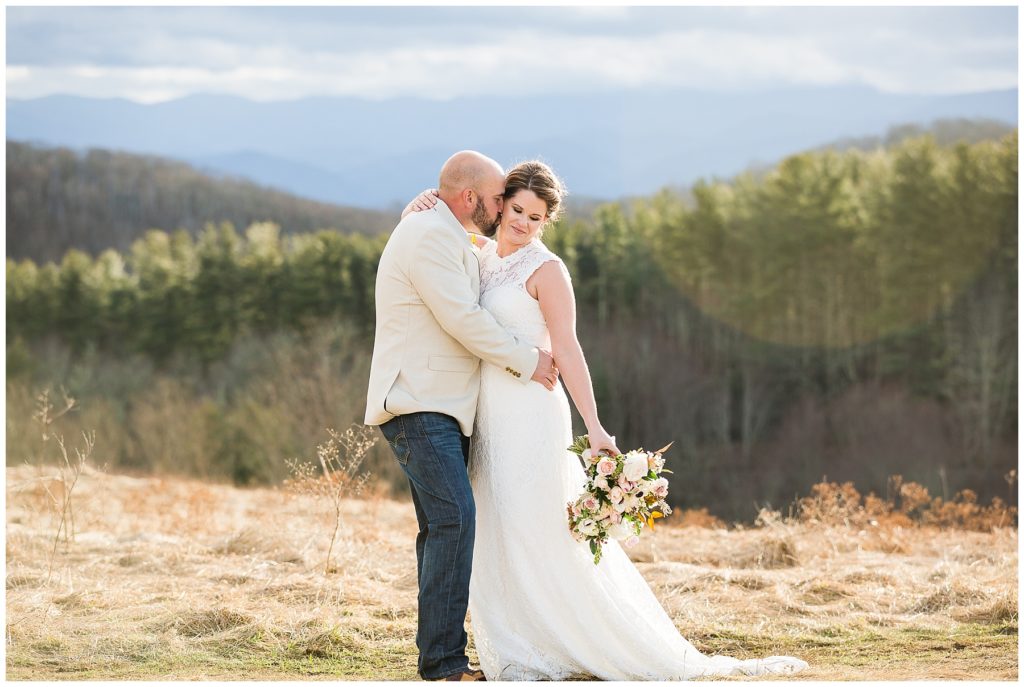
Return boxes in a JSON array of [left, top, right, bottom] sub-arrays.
[[437, 150, 506, 233], [438, 150, 505, 196]]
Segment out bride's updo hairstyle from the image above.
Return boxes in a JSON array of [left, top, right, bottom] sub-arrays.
[[503, 160, 567, 224]]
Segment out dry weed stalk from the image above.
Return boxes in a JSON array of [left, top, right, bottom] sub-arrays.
[[32, 387, 76, 445], [29, 389, 97, 583], [284, 424, 376, 574]]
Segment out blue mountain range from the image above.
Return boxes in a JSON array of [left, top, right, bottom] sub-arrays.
[[7, 86, 1017, 208]]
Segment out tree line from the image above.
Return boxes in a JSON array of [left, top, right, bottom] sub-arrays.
[[7, 131, 1017, 519], [6, 141, 398, 263]]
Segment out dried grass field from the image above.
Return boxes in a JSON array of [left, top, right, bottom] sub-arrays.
[[5, 464, 1018, 681]]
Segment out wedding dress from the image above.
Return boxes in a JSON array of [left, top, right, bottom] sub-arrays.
[[467, 238, 808, 680]]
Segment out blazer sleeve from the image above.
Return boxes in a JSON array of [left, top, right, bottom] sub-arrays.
[[408, 223, 539, 383]]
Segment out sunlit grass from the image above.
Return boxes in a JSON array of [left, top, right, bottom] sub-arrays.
[[5, 466, 1017, 680]]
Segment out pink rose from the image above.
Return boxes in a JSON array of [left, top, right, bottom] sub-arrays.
[[652, 477, 669, 499], [597, 456, 616, 476], [617, 475, 633, 492], [582, 495, 599, 512], [592, 475, 610, 492], [609, 486, 624, 504]]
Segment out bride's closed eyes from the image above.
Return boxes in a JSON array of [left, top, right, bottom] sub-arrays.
[[510, 203, 543, 223]]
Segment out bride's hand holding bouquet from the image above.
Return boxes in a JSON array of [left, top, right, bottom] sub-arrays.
[[566, 435, 673, 564]]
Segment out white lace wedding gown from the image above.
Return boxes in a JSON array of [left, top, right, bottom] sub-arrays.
[[467, 238, 808, 681]]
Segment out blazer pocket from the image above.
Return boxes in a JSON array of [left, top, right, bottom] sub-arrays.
[[427, 354, 476, 373]]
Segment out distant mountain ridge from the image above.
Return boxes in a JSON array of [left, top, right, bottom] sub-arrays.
[[811, 118, 1016, 153], [6, 119, 1014, 265], [7, 86, 1017, 207], [5, 141, 399, 263]]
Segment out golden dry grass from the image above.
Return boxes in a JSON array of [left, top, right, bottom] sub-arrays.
[[5, 465, 1018, 680]]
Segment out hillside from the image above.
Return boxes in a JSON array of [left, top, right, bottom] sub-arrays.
[[6, 141, 399, 263]]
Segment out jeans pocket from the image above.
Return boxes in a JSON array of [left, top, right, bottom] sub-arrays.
[[388, 430, 411, 466]]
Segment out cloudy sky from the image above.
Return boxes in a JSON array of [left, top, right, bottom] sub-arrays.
[[6, 5, 1018, 103]]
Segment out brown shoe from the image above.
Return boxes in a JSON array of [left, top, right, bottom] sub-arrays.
[[429, 668, 486, 681]]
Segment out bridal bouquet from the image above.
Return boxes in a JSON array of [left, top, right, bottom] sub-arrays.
[[566, 436, 673, 564]]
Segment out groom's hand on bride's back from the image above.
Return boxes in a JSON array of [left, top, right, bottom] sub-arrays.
[[531, 350, 558, 390]]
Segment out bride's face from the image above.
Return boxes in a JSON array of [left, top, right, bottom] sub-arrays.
[[499, 189, 548, 247]]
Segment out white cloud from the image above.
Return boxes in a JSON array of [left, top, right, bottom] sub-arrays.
[[5, 10, 1017, 102]]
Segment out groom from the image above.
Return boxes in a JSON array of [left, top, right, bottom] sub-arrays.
[[365, 151, 558, 681]]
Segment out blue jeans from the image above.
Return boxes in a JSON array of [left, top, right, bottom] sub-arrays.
[[379, 412, 474, 680]]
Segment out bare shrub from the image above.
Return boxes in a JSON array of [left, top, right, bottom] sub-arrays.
[[797, 476, 1017, 532], [284, 424, 376, 574], [676, 507, 727, 529], [128, 378, 218, 478]]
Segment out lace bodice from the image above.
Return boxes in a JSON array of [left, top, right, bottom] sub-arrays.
[[478, 239, 563, 350]]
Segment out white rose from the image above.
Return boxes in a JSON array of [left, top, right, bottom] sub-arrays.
[[592, 475, 610, 492], [607, 522, 632, 541], [622, 451, 650, 482], [648, 452, 665, 472], [581, 448, 594, 463], [608, 486, 624, 504], [622, 493, 641, 512]]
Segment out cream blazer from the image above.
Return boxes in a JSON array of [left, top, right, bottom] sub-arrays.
[[364, 200, 539, 436]]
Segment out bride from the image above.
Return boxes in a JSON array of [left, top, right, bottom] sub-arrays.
[[404, 161, 808, 680]]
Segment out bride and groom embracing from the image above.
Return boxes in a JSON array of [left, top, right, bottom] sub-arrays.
[[364, 152, 808, 681]]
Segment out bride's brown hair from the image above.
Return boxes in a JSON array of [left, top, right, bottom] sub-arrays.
[[503, 160, 567, 223]]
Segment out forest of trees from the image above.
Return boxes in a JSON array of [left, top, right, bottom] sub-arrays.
[[6, 129, 1017, 520], [6, 141, 398, 263]]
